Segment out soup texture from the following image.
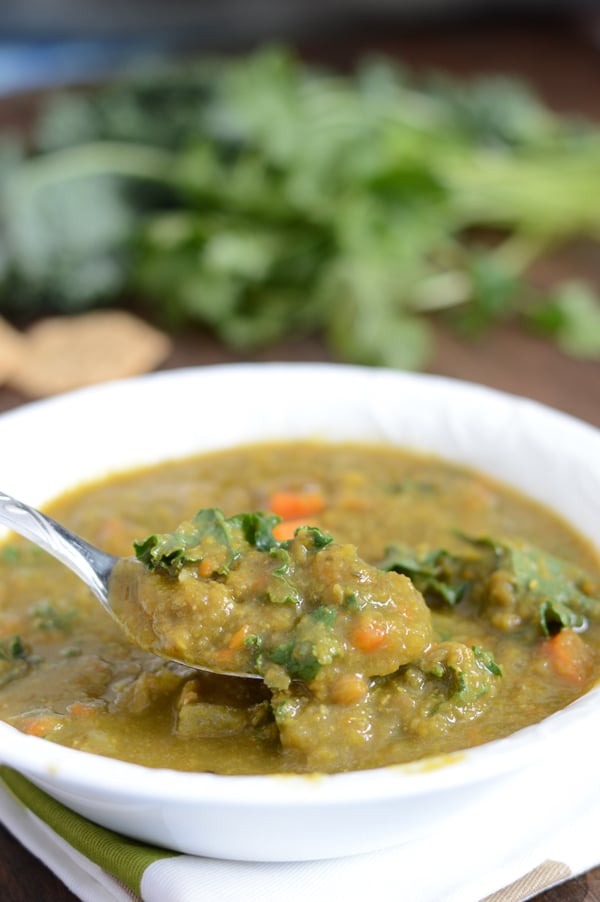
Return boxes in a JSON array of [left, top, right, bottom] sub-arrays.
[[1, 441, 599, 775]]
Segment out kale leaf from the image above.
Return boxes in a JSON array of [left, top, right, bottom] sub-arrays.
[[379, 533, 600, 637], [134, 508, 280, 577], [264, 640, 321, 682], [379, 544, 469, 606]]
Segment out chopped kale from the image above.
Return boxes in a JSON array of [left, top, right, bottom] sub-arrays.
[[539, 599, 586, 637], [0, 635, 35, 687], [472, 645, 503, 677], [0, 635, 28, 660], [461, 534, 600, 633], [266, 641, 321, 682], [134, 507, 239, 576], [134, 507, 283, 577], [264, 547, 301, 605], [286, 525, 333, 550], [230, 511, 280, 551], [379, 532, 600, 637], [311, 605, 337, 627], [134, 509, 332, 581], [379, 544, 469, 606], [32, 601, 76, 634]]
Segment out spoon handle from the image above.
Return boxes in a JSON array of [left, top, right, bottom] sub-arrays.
[[0, 490, 117, 610]]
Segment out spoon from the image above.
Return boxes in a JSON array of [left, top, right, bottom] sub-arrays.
[[0, 489, 256, 678], [0, 491, 429, 692]]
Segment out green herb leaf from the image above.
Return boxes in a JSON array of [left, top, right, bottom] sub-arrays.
[[379, 544, 468, 606], [286, 525, 334, 550], [134, 507, 239, 576], [0, 635, 34, 688], [459, 533, 600, 634], [0, 635, 28, 660], [32, 602, 76, 634], [266, 640, 321, 682], [527, 281, 600, 360], [311, 605, 337, 627], [266, 548, 302, 606], [231, 511, 281, 551], [472, 645, 503, 676]]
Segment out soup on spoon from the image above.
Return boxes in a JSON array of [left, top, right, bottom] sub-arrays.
[[110, 508, 433, 697]]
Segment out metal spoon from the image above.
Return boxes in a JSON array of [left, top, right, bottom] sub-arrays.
[[0, 489, 256, 678], [0, 489, 117, 612]]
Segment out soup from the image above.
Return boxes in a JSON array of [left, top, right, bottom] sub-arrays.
[[1, 441, 599, 774]]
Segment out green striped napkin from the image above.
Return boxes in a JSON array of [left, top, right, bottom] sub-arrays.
[[1, 761, 599, 901], [1, 766, 175, 899]]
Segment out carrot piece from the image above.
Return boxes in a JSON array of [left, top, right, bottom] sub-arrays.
[[68, 702, 96, 717], [228, 625, 251, 649], [351, 619, 388, 652], [19, 715, 62, 737], [268, 490, 325, 521], [272, 518, 315, 542], [542, 628, 595, 686]]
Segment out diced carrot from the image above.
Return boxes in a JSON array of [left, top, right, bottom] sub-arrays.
[[227, 625, 251, 649], [351, 618, 388, 652], [541, 628, 595, 686], [68, 702, 96, 717], [330, 674, 369, 705], [19, 715, 62, 737], [268, 490, 325, 521], [272, 518, 315, 542]]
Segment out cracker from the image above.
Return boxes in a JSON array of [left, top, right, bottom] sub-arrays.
[[0, 316, 27, 386], [8, 309, 173, 398]]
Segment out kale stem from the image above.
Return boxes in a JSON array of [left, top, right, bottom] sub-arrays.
[[492, 233, 550, 275], [12, 142, 174, 196]]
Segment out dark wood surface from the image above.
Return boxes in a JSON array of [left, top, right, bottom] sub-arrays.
[[1, 12, 600, 900]]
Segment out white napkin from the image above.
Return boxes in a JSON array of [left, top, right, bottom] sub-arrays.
[[2, 751, 599, 902]]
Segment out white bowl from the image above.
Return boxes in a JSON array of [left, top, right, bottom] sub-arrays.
[[1, 362, 600, 862]]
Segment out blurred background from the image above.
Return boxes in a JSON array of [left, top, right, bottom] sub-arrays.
[[0, 1, 599, 92], [0, 0, 599, 417]]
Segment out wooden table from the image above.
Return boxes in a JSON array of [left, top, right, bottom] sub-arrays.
[[1, 12, 600, 900]]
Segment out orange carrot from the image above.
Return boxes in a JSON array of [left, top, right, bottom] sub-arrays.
[[268, 490, 325, 521], [351, 619, 388, 652], [541, 628, 594, 686], [67, 702, 96, 717], [272, 518, 314, 542], [227, 625, 251, 649], [19, 714, 62, 737]]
